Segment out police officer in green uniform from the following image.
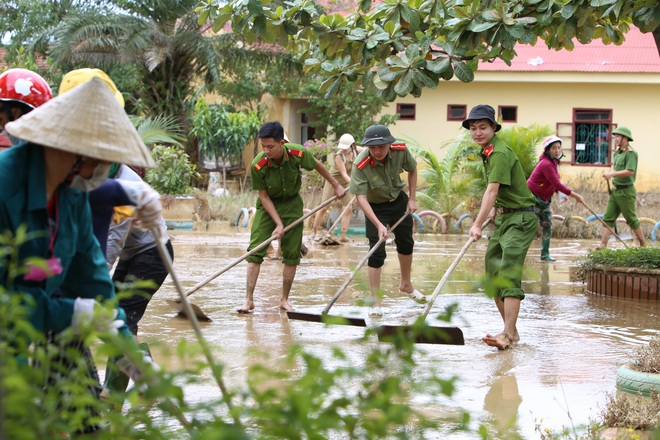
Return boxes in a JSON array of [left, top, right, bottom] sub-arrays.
[[349, 124, 426, 317], [600, 126, 646, 248], [464, 105, 537, 350], [238, 121, 346, 313]]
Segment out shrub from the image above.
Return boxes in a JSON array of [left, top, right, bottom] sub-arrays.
[[144, 144, 201, 195], [574, 247, 660, 282]]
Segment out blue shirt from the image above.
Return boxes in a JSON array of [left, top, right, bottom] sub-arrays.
[[0, 142, 126, 334]]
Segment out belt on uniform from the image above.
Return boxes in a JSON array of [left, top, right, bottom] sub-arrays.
[[613, 184, 633, 190], [501, 206, 535, 214]]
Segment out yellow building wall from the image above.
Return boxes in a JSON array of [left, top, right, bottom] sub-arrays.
[[382, 72, 660, 191]]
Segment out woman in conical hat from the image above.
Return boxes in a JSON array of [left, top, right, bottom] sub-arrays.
[[0, 77, 158, 431]]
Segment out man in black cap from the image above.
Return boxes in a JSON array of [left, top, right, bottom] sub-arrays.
[[349, 124, 426, 317], [464, 105, 536, 350]]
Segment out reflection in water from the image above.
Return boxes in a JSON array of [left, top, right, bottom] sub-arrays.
[[483, 351, 523, 438], [540, 263, 550, 295], [139, 229, 660, 438]]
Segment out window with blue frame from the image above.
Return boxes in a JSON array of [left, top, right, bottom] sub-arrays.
[[573, 109, 612, 166]]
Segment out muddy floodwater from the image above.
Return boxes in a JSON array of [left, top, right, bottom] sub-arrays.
[[136, 225, 660, 439]]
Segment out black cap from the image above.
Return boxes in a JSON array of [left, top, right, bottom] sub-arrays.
[[462, 105, 501, 132], [361, 124, 396, 146]]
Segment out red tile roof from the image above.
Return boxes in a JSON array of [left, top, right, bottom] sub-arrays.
[[477, 27, 660, 73]]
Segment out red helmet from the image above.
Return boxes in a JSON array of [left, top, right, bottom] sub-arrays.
[[0, 68, 53, 109]]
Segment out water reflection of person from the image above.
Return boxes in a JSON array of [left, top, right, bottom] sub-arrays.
[[540, 264, 550, 295], [483, 352, 523, 438], [483, 373, 523, 437]]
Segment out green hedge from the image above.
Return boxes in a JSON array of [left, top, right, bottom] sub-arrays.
[[574, 247, 660, 283]]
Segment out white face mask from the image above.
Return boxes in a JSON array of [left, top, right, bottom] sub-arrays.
[[69, 162, 112, 192]]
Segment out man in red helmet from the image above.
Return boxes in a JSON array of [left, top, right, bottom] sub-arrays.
[[0, 68, 53, 150]]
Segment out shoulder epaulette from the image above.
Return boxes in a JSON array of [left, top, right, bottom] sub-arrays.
[[253, 156, 269, 171], [356, 156, 374, 170], [390, 143, 407, 150], [288, 148, 304, 158]]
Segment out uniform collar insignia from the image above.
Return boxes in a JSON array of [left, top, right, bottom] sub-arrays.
[[483, 144, 494, 157]]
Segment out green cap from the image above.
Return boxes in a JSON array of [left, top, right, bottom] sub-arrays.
[[612, 126, 633, 142]]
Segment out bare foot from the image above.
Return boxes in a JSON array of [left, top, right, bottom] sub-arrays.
[[339, 236, 352, 243], [482, 333, 514, 350], [279, 299, 294, 311], [237, 301, 255, 314]]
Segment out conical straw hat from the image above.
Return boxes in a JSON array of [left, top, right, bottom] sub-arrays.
[[5, 77, 155, 168]]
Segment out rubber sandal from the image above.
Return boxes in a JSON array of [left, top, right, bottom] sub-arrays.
[[400, 289, 427, 304]]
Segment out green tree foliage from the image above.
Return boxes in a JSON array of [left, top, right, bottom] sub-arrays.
[[131, 114, 186, 148], [297, 79, 399, 139], [197, 0, 660, 100], [49, 0, 224, 121], [191, 99, 261, 190], [407, 136, 479, 219], [144, 144, 201, 195], [0, 1, 114, 63]]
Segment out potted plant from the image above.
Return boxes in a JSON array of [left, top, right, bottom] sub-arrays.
[[574, 247, 660, 300]]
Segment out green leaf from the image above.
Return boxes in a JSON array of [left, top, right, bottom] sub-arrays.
[[377, 66, 401, 82], [247, 0, 263, 16], [253, 15, 267, 36], [412, 69, 437, 89], [359, 0, 372, 13], [394, 70, 414, 96], [452, 61, 474, 82], [372, 73, 389, 90], [515, 17, 538, 26], [323, 76, 343, 99], [590, 0, 617, 5], [561, 3, 578, 19], [483, 9, 500, 21], [425, 57, 450, 74], [468, 21, 497, 32], [211, 13, 231, 33]]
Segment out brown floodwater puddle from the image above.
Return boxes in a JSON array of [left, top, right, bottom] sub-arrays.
[[135, 226, 660, 438]]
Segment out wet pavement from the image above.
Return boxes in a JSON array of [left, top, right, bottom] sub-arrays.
[[137, 226, 660, 439]]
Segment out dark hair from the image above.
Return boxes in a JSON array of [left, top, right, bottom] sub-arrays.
[[258, 121, 285, 142]]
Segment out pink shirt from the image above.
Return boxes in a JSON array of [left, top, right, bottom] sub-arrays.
[[526, 154, 572, 201]]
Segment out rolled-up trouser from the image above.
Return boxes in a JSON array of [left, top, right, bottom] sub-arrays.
[[485, 211, 537, 300], [603, 187, 640, 229], [246, 194, 304, 266], [365, 191, 414, 268]]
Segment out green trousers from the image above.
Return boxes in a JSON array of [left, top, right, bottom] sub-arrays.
[[485, 211, 537, 300], [603, 187, 640, 230], [246, 194, 304, 265]]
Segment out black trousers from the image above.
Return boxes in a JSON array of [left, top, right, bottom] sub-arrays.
[[113, 240, 174, 334], [365, 192, 414, 268]]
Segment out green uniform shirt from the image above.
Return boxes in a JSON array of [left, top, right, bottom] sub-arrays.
[[251, 143, 318, 198], [349, 145, 416, 204], [482, 135, 535, 209], [611, 147, 638, 186]]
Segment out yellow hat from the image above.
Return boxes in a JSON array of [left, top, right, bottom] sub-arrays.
[[59, 68, 125, 108]]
